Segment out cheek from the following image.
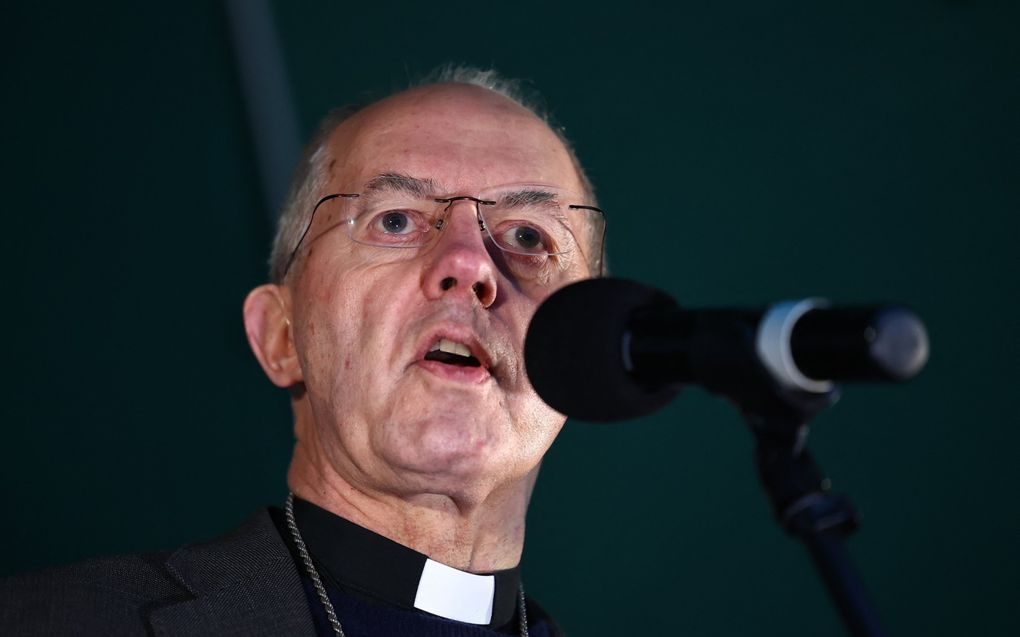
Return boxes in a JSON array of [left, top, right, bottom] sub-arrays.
[[506, 282, 563, 342], [299, 260, 421, 392], [295, 265, 373, 385]]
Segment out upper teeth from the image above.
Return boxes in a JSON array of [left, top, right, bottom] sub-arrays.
[[430, 338, 472, 358]]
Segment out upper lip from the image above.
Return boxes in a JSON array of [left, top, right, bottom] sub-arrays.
[[414, 324, 495, 373]]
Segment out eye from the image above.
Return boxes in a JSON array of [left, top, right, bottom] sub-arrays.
[[356, 207, 432, 246], [378, 210, 415, 234], [499, 224, 547, 253]]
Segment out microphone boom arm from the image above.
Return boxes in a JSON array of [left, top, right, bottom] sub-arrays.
[[698, 311, 887, 636]]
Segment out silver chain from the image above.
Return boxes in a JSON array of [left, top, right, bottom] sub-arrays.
[[286, 493, 346, 636], [285, 493, 529, 637], [517, 580, 529, 637]]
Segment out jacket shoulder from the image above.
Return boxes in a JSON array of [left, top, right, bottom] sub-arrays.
[[2, 509, 314, 637]]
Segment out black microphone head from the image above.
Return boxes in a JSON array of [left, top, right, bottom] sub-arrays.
[[525, 277, 682, 422]]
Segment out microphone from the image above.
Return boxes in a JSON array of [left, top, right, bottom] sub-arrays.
[[524, 278, 929, 422]]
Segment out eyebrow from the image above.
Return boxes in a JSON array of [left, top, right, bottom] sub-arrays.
[[499, 188, 571, 225], [499, 188, 559, 208], [364, 172, 442, 198]]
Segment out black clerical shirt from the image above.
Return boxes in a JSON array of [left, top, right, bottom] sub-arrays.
[[269, 498, 558, 637]]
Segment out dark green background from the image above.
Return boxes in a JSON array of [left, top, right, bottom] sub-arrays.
[[2, 1, 1017, 634]]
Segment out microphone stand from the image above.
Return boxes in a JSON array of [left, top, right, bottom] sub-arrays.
[[684, 317, 887, 636], [747, 408, 885, 637]]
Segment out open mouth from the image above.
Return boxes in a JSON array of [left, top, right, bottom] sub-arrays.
[[424, 338, 482, 368]]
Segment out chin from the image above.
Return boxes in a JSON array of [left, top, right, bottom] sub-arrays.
[[377, 411, 522, 485]]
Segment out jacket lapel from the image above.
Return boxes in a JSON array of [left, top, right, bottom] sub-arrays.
[[147, 509, 316, 636]]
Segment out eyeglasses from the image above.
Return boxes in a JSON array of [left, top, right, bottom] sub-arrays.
[[282, 183, 606, 282]]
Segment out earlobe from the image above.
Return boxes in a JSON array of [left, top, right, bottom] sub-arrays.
[[243, 284, 303, 388]]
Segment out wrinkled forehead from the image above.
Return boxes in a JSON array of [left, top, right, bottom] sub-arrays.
[[325, 84, 585, 197]]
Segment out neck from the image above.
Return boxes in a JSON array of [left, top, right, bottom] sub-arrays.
[[287, 439, 537, 573]]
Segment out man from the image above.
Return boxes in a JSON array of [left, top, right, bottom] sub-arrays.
[[0, 67, 604, 636]]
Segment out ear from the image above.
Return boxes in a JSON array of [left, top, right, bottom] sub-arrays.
[[243, 284, 303, 388]]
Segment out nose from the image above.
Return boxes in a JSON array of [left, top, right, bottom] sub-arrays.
[[420, 198, 498, 308]]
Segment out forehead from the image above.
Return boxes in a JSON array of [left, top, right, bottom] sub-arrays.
[[326, 84, 583, 195]]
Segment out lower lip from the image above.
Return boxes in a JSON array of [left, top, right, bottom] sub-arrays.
[[416, 360, 492, 384]]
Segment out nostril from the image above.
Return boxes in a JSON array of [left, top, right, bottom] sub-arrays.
[[440, 277, 456, 291], [472, 282, 484, 298]]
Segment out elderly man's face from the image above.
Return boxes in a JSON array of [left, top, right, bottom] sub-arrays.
[[285, 84, 594, 502]]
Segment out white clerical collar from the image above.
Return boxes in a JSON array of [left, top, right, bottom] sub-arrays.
[[414, 557, 496, 624], [287, 497, 520, 628]]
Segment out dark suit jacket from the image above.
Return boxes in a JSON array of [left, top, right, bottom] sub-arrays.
[[0, 509, 317, 636], [1, 510, 563, 636]]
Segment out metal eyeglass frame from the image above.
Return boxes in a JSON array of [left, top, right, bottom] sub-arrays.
[[281, 192, 606, 278]]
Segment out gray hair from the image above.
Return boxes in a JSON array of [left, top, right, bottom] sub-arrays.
[[268, 65, 601, 283]]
